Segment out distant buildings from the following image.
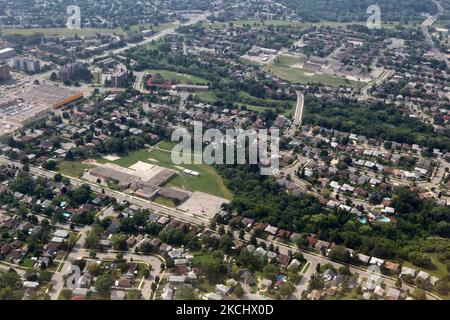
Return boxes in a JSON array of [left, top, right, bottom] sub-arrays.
[[109, 70, 128, 88], [59, 61, 84, 82], [0, 48, 15, 60], [12, 57, 41, 73], [0, 63, 11, 82]]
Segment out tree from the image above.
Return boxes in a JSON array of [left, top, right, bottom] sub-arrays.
[[435, 281, 449, 295], [60, 289, 73, 300], [95, 274, 114, 298], [233, 284, 244, 298], [279, 281, 295, 298], [125, 289, 143, 300], [38, 270, 52, 283], [175, 284, 198, 300]]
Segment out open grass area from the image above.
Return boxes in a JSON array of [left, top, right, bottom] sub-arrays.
[[152, 195, 177, 208], [205, 19, 414, 30], [1, 27, 125, 36], [274, 55, 303, 67], [146, 69, 208, 85], [1, 21, 176, 37], [401, 254, 449, 280], [129, 22, 175, 33], [194, 91, 218, 103], [57, 160, 95, 178], [263, 63, 362, 88], [99, 144, 233, 200]]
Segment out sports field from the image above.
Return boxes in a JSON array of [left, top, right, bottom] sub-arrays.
[[146, 69, 209, 85], [97, 142, 233, 200]]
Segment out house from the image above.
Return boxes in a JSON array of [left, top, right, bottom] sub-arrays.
[[264, 225, 278, 236], [215, 284, 231, 296], [205, 292, 222, 300], [384, 261, 400, 273], [416, 270, 430, 282], [276, 253, 290, 266], [387, 287, 400, 300], [259, 278, 272, 290], [239, 270, 255, 285], [369, 257, 384, 267], [168, 276, 186, 285], [358, 253, 370, 264], [115, 277, 132, 288], [287, 259, 301, 271], [162, 284, 174, 300], [400, 266, 416, 278]]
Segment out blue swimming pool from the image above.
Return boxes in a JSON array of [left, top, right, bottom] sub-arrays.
[[377, 216, 390, 223], [359, 217, 367, 224]]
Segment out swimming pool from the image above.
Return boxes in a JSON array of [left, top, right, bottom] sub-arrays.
[[377, 216, 391, 223]]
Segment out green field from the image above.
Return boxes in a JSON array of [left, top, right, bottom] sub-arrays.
[[1, 27, 125, 36], [147, 69, 209, 85], [58, 160, 95, 178], [99, 144, 233, 200], [263, 63, 362, 88], [205, 19, 413, 30], [401, 254, 449, 280], [194, 91, 218, 103], [0, 21, 177, 37], [129, 22, 175, 33], [152, 195, 177, 208]]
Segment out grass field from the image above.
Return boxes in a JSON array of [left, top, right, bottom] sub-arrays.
[[129, 22, 175, 33], [194, 91, 218, 103], [263, 63, 362, 88], [205, 19, 414, 30], [147, 69, 208, 85], [402, 254, 449, 280], [57, 160, 95, 178], [98, 143, 233, 200], [1, 27, 125, 36], [1, 21, 177, 37], [152, 195, 177, 208]]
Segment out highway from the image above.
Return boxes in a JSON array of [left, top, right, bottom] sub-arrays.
[[421, 0, 450, 70]]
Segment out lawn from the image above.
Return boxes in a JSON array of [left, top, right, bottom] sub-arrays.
[[1, 27, 125, 36], [401, 254, 449, 280], [146, 69, 208, 85], [101, 145, 233, 200], [263, 64, 362, 88], [194, 91, 218, 103], [57, 160, 95, 178], [274, 55, 303, 67], [152, 195, 177, 208], [205, 19, 412, 30], [129, 22, 175, 33]]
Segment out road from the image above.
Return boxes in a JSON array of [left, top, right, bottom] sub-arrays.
[[90, 13, 209, 63], [0, 155, 440, 299], [360, 68, 394, 100], [421, 0, 450, 70], [287, 91, 304, 137]]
